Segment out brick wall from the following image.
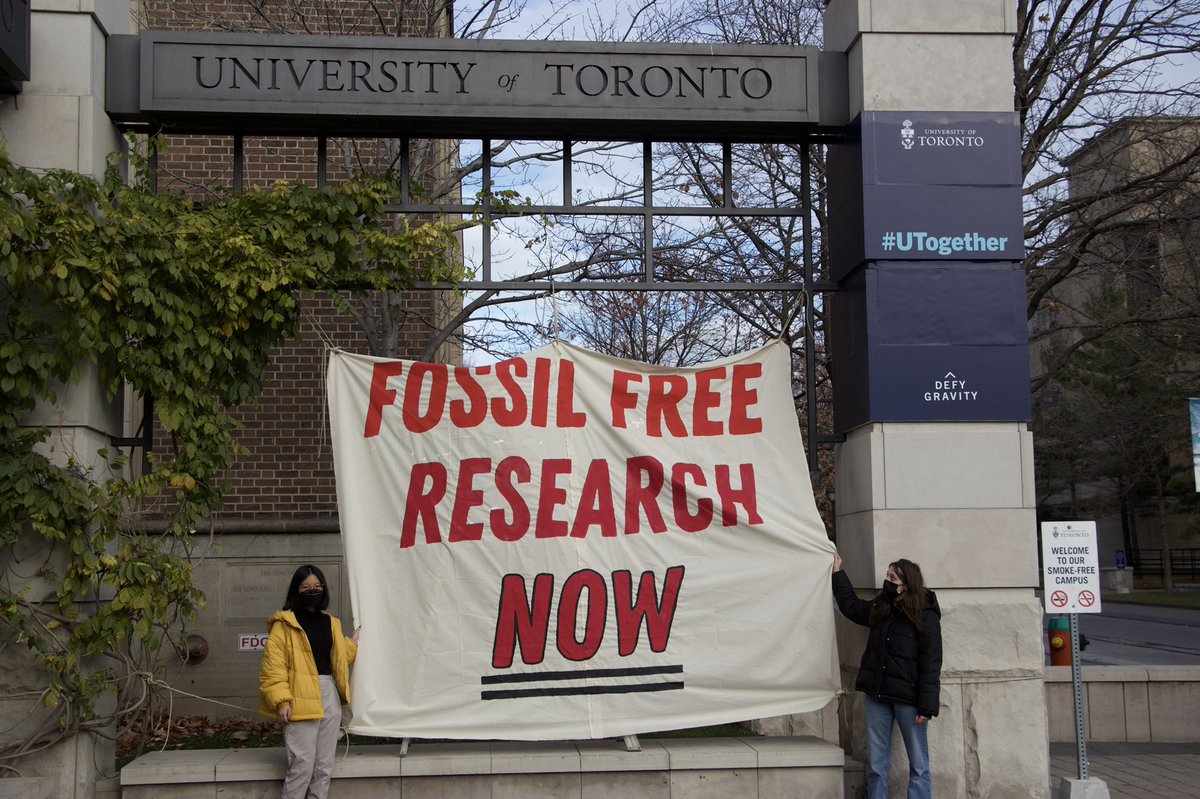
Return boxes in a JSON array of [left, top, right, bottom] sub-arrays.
[[138, 0, 451, 37], [204, 289, 444, 521]]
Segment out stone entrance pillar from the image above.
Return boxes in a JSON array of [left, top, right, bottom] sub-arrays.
[[822, 2, 1049, 797], [0, 0, 127, 177], [1, 2, 130, 797]]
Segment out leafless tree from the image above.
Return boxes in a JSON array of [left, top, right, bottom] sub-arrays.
[[1019, 1, 1200, 566], [1018, 1, 1200, 387]]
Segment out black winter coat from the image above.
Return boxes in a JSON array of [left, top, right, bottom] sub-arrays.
[[832, 570, 943, 717]]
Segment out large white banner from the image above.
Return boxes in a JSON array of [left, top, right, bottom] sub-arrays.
[[327, 341, 838, 740]]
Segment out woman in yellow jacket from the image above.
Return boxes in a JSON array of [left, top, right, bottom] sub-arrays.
[[259, 565, 359, 799]]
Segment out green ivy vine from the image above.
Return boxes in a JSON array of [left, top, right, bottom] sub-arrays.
[[0, 142, 465, 760]]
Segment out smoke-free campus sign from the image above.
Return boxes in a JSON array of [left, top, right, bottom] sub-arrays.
[[327, 342, 838, 740], [1041, 521, 1102, 614]]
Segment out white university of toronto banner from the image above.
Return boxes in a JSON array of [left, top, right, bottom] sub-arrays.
[[327, 340, 839, 740]]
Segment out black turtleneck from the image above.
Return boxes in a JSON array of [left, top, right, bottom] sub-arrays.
[[294, 607, 333, 675]]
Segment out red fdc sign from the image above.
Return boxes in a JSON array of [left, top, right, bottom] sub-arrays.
[[238, 633, 268, 652]]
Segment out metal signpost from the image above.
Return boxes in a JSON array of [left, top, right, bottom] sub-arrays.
[[1041, 520, 1102, 781]]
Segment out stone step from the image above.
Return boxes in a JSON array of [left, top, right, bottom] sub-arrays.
[[120, 735, 847, 798]]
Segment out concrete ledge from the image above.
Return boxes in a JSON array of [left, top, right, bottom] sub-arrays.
[[0, 778, 52, 799], [1045, 666, 1200, 683], [1056, 776, 1111, 799], [121, 737, 845, 798], [1045, 666, 1200, 743], [1045, 666, 1152, 683]]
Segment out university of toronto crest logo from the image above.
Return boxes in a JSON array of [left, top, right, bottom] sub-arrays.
[[900, 119, 915, 150]]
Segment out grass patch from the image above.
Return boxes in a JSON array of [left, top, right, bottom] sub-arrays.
[[1103, 590, 1200, 609]]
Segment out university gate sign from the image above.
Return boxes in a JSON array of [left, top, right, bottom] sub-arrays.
[[107, 33, 849, 138]]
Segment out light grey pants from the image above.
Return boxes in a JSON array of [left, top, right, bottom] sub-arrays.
[[282, 674, 341, 799]]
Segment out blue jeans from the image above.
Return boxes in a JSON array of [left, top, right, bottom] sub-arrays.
[[865, 695, 931, 799]]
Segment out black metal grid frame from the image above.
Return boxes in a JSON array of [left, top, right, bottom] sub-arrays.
[[138, 130, 841, 467]]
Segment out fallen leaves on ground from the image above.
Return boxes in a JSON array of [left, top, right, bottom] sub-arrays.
[[118, 714, 282, 763]]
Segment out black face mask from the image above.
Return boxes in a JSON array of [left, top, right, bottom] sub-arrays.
[[880, 580, 899, 600], [298, 590, 323, 611]]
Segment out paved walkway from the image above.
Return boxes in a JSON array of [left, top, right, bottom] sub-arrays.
[[1050, 742, 1200, 798]]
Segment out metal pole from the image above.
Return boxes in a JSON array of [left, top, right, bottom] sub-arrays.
[[316, 136, 327, 188], [1069, 612, 1088, 780], [801, 144, 817, 472], [562, 140, 573, 208], [400, 138, 409, 203], [233, 133, 244, 194], [643, 141, 653, 284], [482, 139, 492, 283]]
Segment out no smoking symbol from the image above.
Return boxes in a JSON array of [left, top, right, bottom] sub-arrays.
[[1078, 590, 1096, 608], [1050, 591, 1068, 608]]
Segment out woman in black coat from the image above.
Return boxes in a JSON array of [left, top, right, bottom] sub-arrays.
[[832, 553, 942, 799]]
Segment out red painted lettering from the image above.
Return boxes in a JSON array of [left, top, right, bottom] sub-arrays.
[[400, 462, 447, 548], [556, 569, 607, 661], [535, 459, 572, 538], [556, 358, 587, 427], [363, 362, 404, 437], [449, 366, 489, 427], [692, 367, 725, 436], [402, 362, 447, 432], [448, 457, 491, 542], [647, 375, 688, 437], [729, 363, 763, 434], [612, 566, 684, 656], [715, 463, 762, 525], [491, 573, 553, 668], [491, 358, 528, 426], [570, 459, 617, 538], [491, 456, 532, 542], [671, 463, 713, 532], [491, 567, 684, 668], [610, 370, 641, 428], [530, 357, 551, 427], [399, 457, 759, 549], [624, 456, 667, 534]]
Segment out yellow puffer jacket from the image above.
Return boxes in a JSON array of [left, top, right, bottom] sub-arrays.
[[258, 610, 357, 721]]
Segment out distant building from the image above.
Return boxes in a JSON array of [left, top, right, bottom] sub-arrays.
[[1031, 117, 1200, 573]]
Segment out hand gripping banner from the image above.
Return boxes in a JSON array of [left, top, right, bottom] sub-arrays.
[[327, 341, 838, 740]]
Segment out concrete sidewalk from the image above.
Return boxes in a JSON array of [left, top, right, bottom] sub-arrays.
[[1050, 742, 1200, 798]]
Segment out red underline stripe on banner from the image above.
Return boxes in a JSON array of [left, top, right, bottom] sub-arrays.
[[481, 681, 686, 701], [481, 664, 684, 685]]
